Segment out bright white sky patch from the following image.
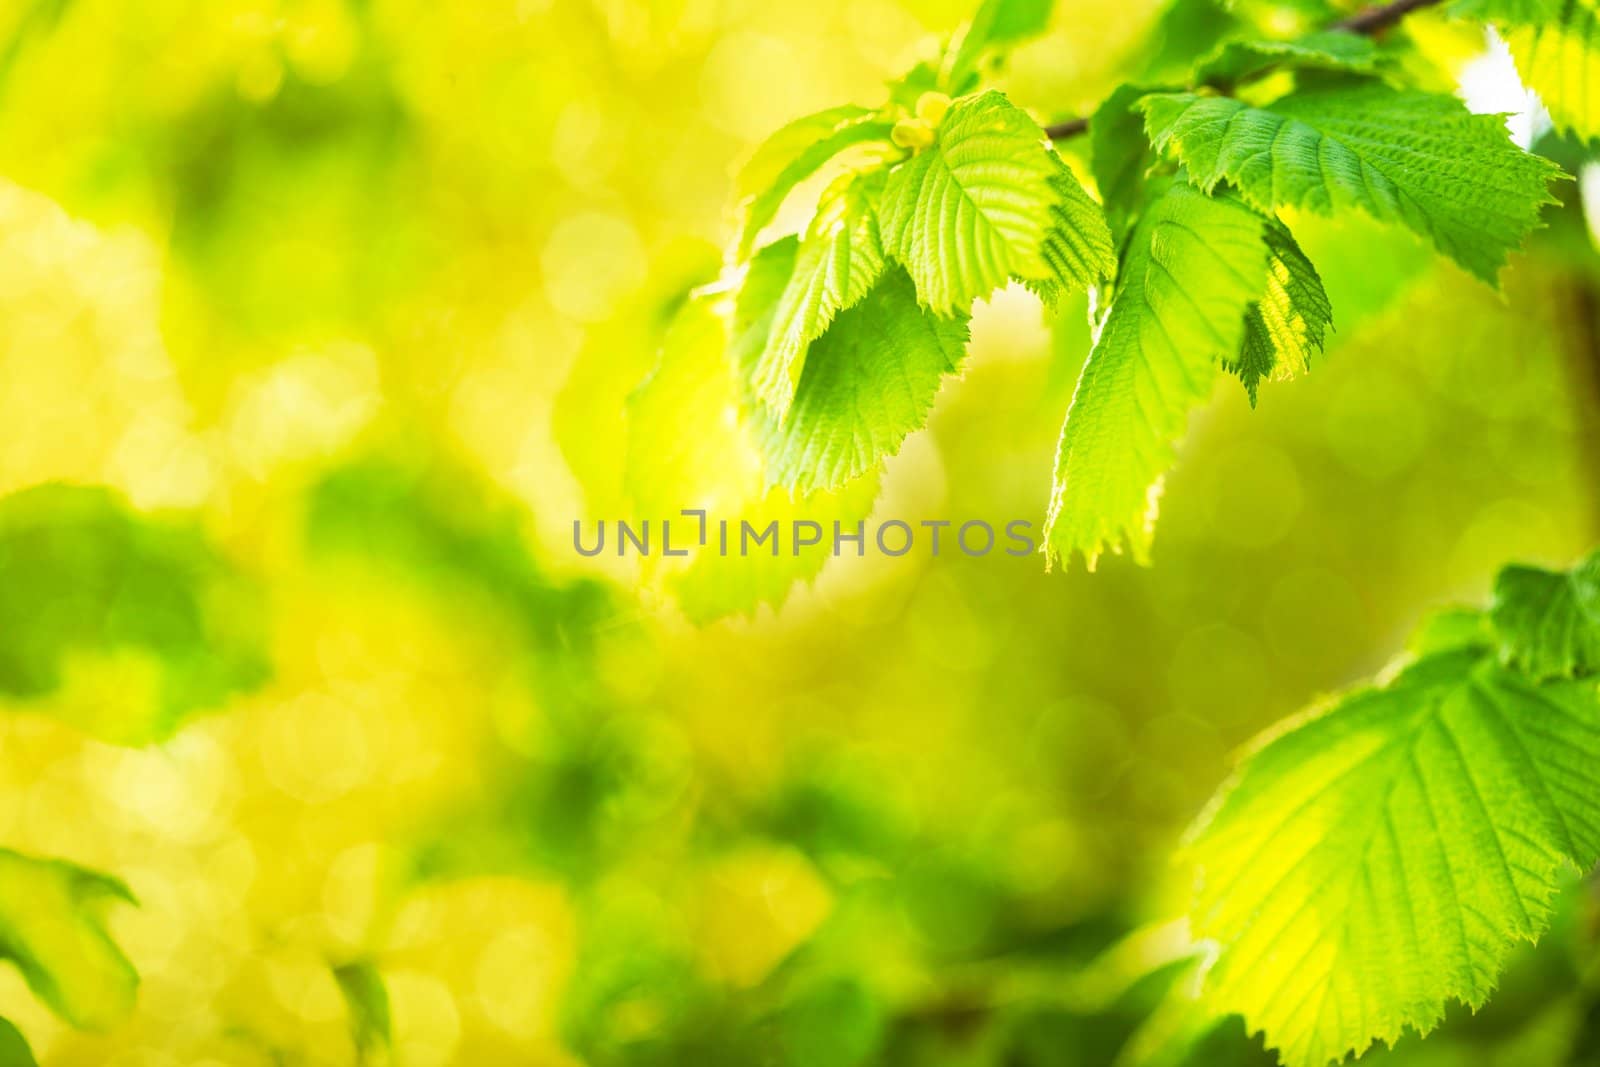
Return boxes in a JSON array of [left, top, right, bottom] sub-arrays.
[[1458, 29, 1546, 149]]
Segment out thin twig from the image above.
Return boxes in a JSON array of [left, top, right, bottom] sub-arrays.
[[1044, 0, 1446, 141], [1331, 0, 1445, 35], [1042, 115, 1088, 139]]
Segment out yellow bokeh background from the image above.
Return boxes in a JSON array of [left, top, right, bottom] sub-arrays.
[[0, 0, 1597, 1064]]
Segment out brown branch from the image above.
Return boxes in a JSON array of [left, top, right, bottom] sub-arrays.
[[1044, 0, 1446, 141], [1042, 115, 1088, 139], [1331, 0, 1445, 35]]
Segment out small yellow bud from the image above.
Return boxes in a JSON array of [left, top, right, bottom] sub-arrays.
[[891, 118, 936, 150], [914, 91, 952, 127]]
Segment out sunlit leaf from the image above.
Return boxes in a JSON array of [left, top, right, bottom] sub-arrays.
[[880, 91, 1107, 313], [1230, 217, 1332, 404], [733, 107, 897, 260], [1192, 30, 1381, 85], [1045, 180, 1272, 568], [759, 267, 969, 493], [749, 170, 888, 417], [946, 0, 1056, 89], [1188, 643, 1600, 1067], [626, 291, 884, 620], [1140, 83, 1565, 283], [1031, 165, 1119, 306], [1457, 0, 1600, 141]]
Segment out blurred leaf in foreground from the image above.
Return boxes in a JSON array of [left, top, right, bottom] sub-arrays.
[[0, 849, 138, 1032], [305, 453, 615, 673], [304, 451, 674, 883], [0, 1018, 36, 1067], [332, 960, 391, 1061], [0, 483, 268, 744]]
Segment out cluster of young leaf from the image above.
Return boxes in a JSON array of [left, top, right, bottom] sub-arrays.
[[723, 0, 1113, 476], [618, 0, 1112, 618], [1181, 548, 1600, 1067], [632, 0, 1598, 620], [1051, 37, 1567, 565]]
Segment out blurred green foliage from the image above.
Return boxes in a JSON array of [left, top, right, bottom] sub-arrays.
[[0, 850, 137, 1034], [0, 484, 267, 744]]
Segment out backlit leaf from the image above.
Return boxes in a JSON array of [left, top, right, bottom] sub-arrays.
[[1045, 180, 1272, 568], [1192, 30, 1381, 86], [733, 107, 896, 260], [1457, 0, 1600, 140], [881, 91, 1104, 312], [1140, 83, 1564, 283], [1230, 217, 1332, 404], [749, 170, 888, 417], [946, 0, 1056, 89], [1187, 646, 1600, 1067], [759, 266, 969, 493]]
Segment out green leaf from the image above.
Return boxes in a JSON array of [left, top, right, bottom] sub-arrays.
[[881, 91, 1097, 313], [735, 238, 968, 491], [946, 0, 1056, 90], [0, 485, 269, 745], [1132, 0, 1247, 83], [553, 246, 722, 518], [733, 107, 896, 260], [888, 60, 944, 111], [1186, 646, 1600, 1067], [1491, 550, 1600, 679], [626, 288, 886, 621], [1031, 165, 1119, 306], [1407, 606, 1496, 657], [749, 170, 888, 417], [0, 1019, 36, 1067], [759, 266, 970, 493], [0, 850, 138, 1031], [1045, 180, 1272, 569], [1456, 0, 1600, 140], [333, 961, 392, 1056], [1230, 217, 1332, 405], [1090, 84, 1165, 239], [626, 296, 745, 519], [732, 237, 805, 394], [1139, 83, 1565, 283], [1192, 31, 1381, 86]]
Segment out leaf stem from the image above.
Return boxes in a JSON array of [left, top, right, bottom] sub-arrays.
[[1043, 0, 1446, 141]]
